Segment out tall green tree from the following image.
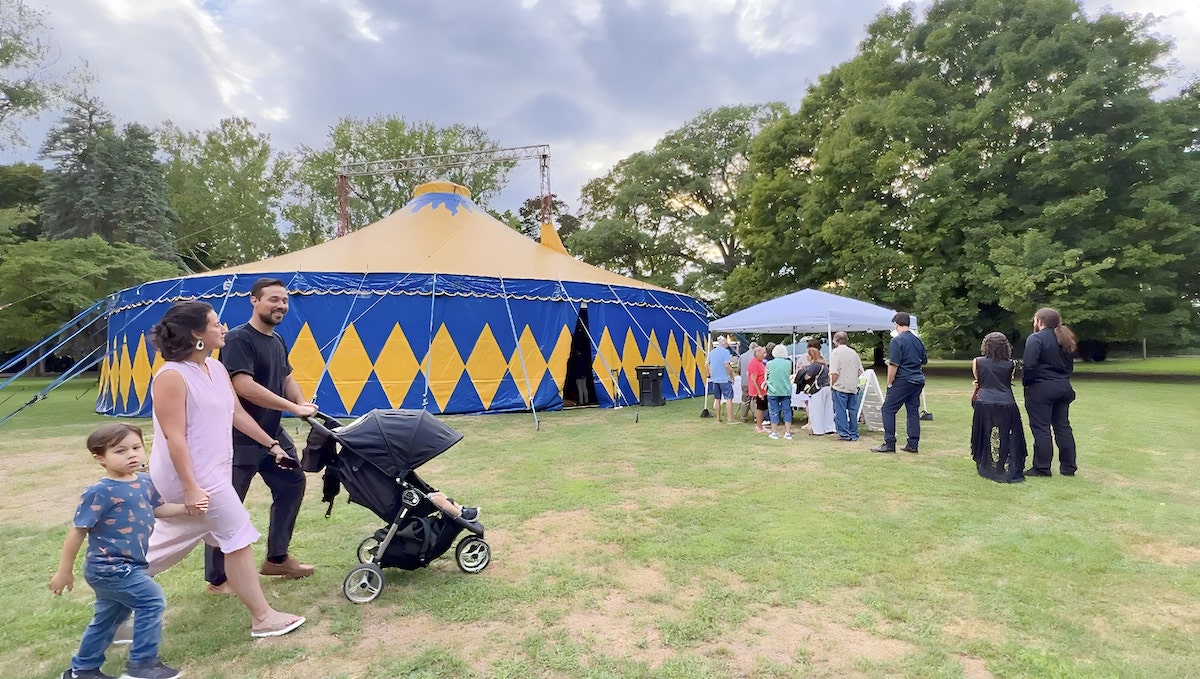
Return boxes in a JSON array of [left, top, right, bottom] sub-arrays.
[[283, 116, 513, 248], [0, 235, 181, 352], [0, 0, 68, 147], [38, 97, 177, 258], [0, 161, 42, 243], [738, 0, 1199, 351], [515, 194, 581, 241], [573, 103, 787, 299], [159, 118, 288, 271]]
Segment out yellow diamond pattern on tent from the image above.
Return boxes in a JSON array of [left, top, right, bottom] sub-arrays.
[[427, 323, 465, 411], [682, 334, 697, 391], [664, 331, 682, 394], [289, 323, 324, 402], [546, 324, 572, 391], [107, 350, 119, 405], [464, 324, 506, 410], [327, 324, 373, 413], [151, 348, 165, 376], [644, 329, 665, 370], [592, 328, 620, 401], [374, 323, 423, 408], [508, 325, 548, 404], [117, 339, 133, 409], [131, 335, 152, 406], [97, 348, 110, 401], [621, 328, 642, 393], [695, 333, 708, 382]]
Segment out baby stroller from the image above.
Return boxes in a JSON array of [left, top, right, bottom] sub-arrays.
[[302, 409, 491, 604]]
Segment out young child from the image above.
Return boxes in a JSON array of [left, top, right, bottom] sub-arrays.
[[49, 424, 205, 679]]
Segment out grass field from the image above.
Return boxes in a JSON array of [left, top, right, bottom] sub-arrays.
[[1, 368, 1198, 678]]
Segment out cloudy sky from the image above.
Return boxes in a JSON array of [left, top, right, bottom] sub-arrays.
[[8, 0, 1200, 212]]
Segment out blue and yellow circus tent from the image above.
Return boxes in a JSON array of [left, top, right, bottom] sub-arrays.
[[96, 182, 710, 417]]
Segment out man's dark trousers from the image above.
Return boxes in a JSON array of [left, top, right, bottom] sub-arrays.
[[204, 443, 306, 585], [881, 379, 924, 449], [1024, 380, 1077, 475]]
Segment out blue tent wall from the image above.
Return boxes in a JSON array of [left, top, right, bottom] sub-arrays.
[[97, 273, 709, 417]]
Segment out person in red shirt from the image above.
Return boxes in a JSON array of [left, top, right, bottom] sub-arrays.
[[747, 345, 769, 433]]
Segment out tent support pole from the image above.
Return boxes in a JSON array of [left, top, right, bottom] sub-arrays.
[[498, 274, 539, 431], [422, 274, 437, 412]]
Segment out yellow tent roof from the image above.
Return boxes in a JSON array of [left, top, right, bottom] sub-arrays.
[[208, 181, 667, 291]]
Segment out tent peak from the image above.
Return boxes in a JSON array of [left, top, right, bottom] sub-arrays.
[[414, 181, 471, 198]]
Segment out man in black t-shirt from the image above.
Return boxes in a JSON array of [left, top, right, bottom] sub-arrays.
[[204, 278, 320, 593]]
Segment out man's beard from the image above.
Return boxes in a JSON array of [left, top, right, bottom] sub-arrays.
[[257, 308, 285, 326]]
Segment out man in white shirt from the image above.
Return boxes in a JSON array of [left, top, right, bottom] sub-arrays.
[[828, 331, 865, 441]]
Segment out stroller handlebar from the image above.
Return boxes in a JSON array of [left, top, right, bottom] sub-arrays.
[[301, 410, 342, 437]]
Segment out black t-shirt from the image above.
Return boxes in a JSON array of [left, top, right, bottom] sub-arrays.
[[221, 323, 294, 462]]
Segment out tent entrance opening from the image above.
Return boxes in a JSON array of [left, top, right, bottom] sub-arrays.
[[563, 307, 593, 407]]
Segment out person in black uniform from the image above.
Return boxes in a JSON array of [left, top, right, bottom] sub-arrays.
[[1022, 307, 1077, 477], [204, 278, 320, 594], [970, 332, 1027, 482], [871, 312, 927, 454]]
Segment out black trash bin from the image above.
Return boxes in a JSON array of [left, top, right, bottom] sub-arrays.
[[636, 365, 666, 406]]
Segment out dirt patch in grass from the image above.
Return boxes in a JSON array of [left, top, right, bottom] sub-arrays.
[[0, 439, 109, 529], [1129, 539, 1200, 566], [689, 601, 918, 677]]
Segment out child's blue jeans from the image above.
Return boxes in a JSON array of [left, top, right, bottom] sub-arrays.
[[72, 564, 165, 671]]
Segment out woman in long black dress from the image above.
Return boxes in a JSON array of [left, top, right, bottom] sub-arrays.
[[970, 332, 1028, 483]]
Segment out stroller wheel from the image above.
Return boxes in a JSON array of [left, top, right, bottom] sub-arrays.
[[357, 536, 381, 564], [455, 536, 490, 574], [342, 564, 384, 604]]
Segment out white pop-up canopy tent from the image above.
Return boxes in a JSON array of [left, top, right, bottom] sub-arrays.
[[709, 288, 910, 336]]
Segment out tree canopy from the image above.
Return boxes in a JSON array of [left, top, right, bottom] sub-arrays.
[[573, 103, 787, 297], [735, 0, 1200, 351], [38, 97, 177, 259], [283, 116, 514, 248], [0, 235, 181, 352], [159, 117, 289, 272]]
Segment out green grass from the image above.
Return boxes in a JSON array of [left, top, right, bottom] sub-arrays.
[[2, 374, 1199, 677], [928, 355, 1200, 378]]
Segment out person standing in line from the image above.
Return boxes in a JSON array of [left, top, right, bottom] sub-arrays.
[[829, 332, 865, 442], [765, 344, 795, 440], [798, 347, 835, 435], [747, 345, 769, 433], [1022, 307, 1078, 477], [736, 341, 759, 423], [871, 312, 927, 454], [707, 336, 736, 424], [204, 278, 319, 594], [971, 332, 1028, 483]]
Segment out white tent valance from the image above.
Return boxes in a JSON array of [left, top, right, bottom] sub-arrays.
[[709, 288, 909, 335]]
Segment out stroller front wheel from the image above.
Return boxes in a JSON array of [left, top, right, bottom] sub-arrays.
[[357, 536, 381, 564], [455, 536, 490, 574], [343, 563, 385, 604]]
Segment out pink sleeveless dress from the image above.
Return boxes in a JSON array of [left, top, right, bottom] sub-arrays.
[[146, 358, 260, 574]]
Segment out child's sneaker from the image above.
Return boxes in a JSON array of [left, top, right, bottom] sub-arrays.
[[768, 432, 779, 439], [119, 658, 180, 679], [459, 506, 481, 522], [64, 670, 116, 679], [784, 433, 793, 440]]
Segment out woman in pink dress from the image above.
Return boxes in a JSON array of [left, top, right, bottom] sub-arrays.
[[145, 301, 305, 638]]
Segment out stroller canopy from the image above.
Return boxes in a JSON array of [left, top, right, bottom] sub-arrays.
[[335, 409, 464, 478]]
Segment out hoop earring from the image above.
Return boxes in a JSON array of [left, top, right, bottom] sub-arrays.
[[195, 338, 205, 352]]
